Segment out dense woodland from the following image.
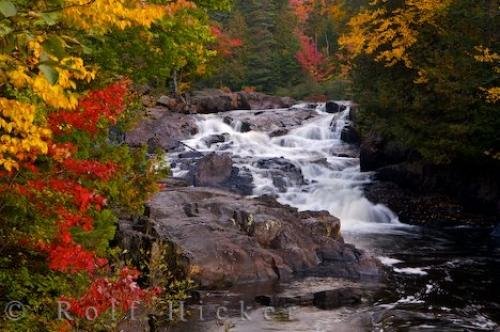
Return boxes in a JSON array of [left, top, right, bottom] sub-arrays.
[[203, 0, 499, 164], [0, 0, 498, 330]]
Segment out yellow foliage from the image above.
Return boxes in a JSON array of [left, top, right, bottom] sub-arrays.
[[0, 0, 189, 170], [474, 46, 499, 103], [31, 74, 78, 110], [62, 0, 191, 33], [340, 0, 450, 68], [1, 32, 96, 110], [474, 46, 500, 63], [414, 70, 429, 84], [0, 98, 51, 171], [340, 3, 498, 104], [482, 87, 500, 104], [330, 2, 346, 23], [7, 66, 31, 89], [339, 10, 376, 57], [27, 36, 45, 65], [4, 55, 96, 110]]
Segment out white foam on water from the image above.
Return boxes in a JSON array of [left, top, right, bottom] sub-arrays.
[[378, 256, 403, 267], [397, 295, 425, 304], [393, 267, 429, 276]]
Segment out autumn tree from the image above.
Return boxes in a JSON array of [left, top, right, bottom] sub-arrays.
[[290, 0, 336, 82], [86, 0, 229, 91], [204, 9, 250, 89], [296, 32, 334, 81], [340, 0, 499, 163], [0, 0, 230, 330]]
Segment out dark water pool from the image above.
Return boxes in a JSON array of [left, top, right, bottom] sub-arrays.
[[344, 225, 500, 331], [165, 225, 499, 332]]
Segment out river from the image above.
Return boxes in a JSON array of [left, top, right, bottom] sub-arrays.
[[169, 104, 500, 331]]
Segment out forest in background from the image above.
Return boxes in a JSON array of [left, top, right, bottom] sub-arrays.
[[198, 0, 362, 98], [201, 0, 499, 164]]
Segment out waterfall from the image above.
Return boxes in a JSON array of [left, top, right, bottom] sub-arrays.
[[174, 103, 401, 233]]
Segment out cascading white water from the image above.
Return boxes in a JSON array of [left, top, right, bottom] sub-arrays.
[[174, 103, 401, 232]]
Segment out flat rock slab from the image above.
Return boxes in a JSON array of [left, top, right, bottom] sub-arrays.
[[120, 183, 381, 289], [255, 277, 364, 308], [221, 108, 318, 133]]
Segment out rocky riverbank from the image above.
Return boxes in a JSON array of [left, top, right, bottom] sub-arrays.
[[141, 88, 296, 114], [358, 129, 499, 226], [315, 100, 500, 228]]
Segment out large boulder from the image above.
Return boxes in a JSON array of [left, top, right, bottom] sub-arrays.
[[117, 182, 381, 289], [221, 108, 317, 134], [242, 92, 295, 110], [360, 130, 500, 223], [182, 90, 296, 114], [189, 89, 247, 114], [359, 131, 385, 172], [348, 103, 359, 122], [299, 210, 341, 238], [364, 181, 497, 226], [363, 165, 500, 224], [156, 95, 177, 109], [191, 152, 233, 187], [359, 132, 411, 172], [187, 153, 254, 195], [125, 108, 198, 152], [254, 157, 306, 192], [341, 124, 360, 145], [325, 101, 346, 114]]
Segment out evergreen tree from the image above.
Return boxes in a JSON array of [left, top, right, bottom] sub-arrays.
[[200, 0, 303, 93]]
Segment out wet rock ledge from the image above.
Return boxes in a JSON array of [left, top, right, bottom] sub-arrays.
[[118, 178, 380, 289]]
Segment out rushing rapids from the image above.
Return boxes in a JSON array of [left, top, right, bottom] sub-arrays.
[[178, 103, 399, 231], [167, 103, 500, 331]]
